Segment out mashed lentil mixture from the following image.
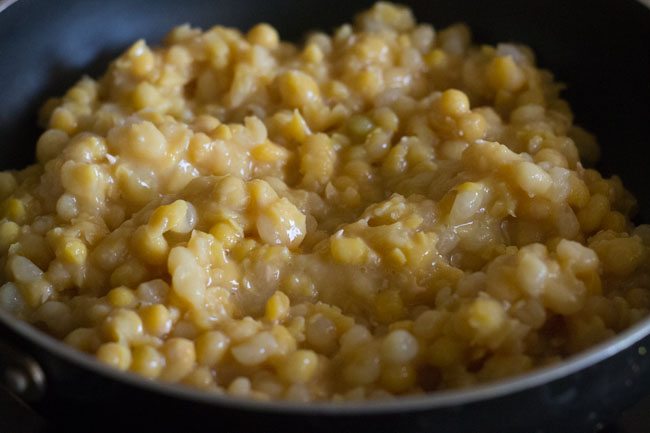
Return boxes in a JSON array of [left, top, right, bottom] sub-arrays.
[[1, 2, 649, 401]]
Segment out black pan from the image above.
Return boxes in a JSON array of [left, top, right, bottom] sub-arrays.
[[1, 1, 649, 432]]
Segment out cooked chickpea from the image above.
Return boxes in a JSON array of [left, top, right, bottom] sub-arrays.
[[343, 344, 381, 386], [380, 330, 419, 364], [195, 331, 230, 366], [247, 23, 279, 49], [512, 161, 553, 196], [36, 129, 68, 163], [265, 291, 291, 322], [380, 363, 416, 393], [139, 304, 172, 337], [183, 366, 216, 389], [487, 55, 526, 92], [299, 133, 336, 187], [465, 298, 506, 337], [130, 345, 165, 379], [438, 89, 470, 117], [277, 350, 319, 384], [55, 237, 88, 265], [107, 286, 137, 308], [97, 342, 132, 370], [108, 121, 167, 160], [578, 194, 610, 233], [132, 226, 169, 265], [102, 309, 143, 343], [592, 236, 644, 277], [228, 377, 252, 397], [160, 338, 196, 382], [277, 70, 321, 108], [256, 198, 306, 248], [0, 221, 20, 251], [458, 112, 487, 141], [231, 331, 279, 366], [64, 328, 100, 352], [339, 324, 372, 353], [0, 173, 17, 199]]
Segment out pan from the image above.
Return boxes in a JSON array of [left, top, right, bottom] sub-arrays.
[[1, 0, 649, 432]]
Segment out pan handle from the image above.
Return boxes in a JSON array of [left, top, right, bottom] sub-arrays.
[[0, 339, 46, 403]]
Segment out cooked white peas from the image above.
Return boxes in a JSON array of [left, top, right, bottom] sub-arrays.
[[0, 2, 649, 401]]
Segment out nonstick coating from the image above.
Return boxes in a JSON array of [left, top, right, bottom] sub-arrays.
[[1, 0, 650, 432]]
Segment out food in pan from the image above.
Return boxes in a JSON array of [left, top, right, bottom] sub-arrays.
[[1, 2, 649, 401]]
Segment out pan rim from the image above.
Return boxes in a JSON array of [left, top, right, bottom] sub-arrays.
[[1, 307, 649, 413], [0, 0, 18, 14], [1, 0, 650, 416]]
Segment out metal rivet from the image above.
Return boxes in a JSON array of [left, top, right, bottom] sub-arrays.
[[3, 368, 29, 394], [0, 341, 46, 402]]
